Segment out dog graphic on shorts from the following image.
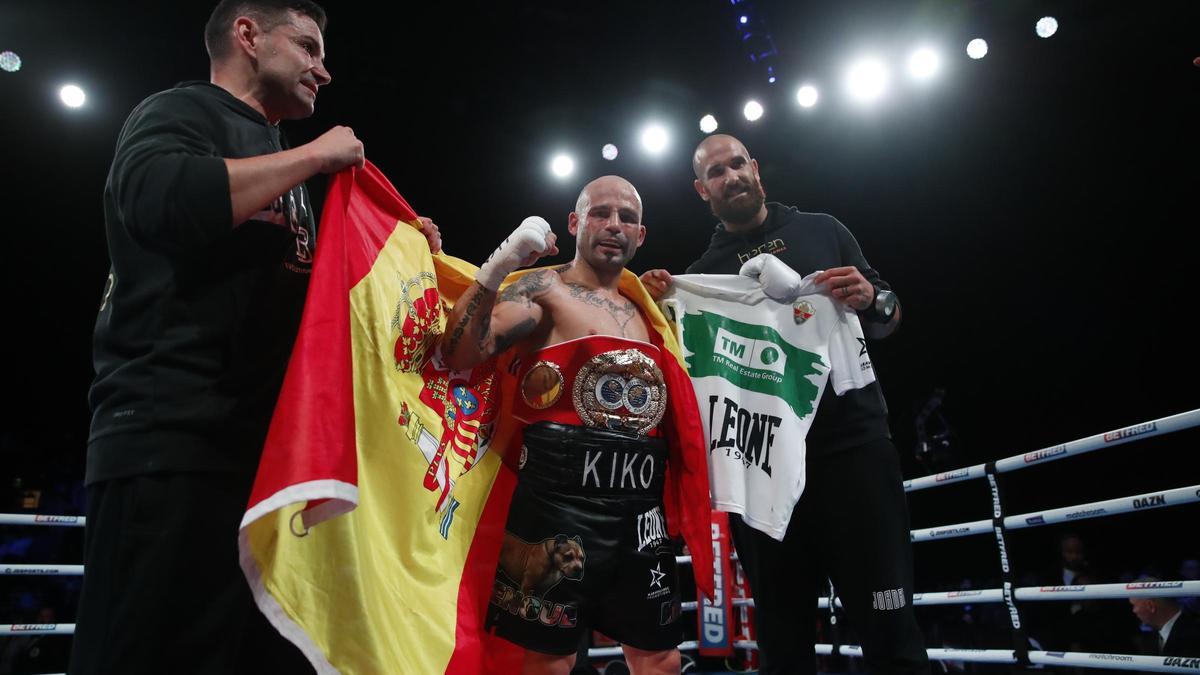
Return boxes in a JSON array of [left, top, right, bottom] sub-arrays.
[[499, 532, 586, 598]]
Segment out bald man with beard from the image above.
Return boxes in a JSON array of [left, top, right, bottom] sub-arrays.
[[643, 135, 928, 675]]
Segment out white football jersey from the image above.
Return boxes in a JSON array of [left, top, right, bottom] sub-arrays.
[[662, 272, 876, 539]]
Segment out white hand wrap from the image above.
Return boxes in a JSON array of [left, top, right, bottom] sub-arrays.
[[476, 216, 553, 291], [740, 253, 803, 302]]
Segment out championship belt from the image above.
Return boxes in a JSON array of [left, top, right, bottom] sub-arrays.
[[513, 336, 668, 437]]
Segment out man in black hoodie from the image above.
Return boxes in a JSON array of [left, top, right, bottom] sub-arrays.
[[643, 134, 927, 675], [72, 2, 401, 673]]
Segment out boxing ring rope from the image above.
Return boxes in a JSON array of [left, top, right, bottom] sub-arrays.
[[588, 641, 1200, 674], [0, 514, 84, 527], [671, 580, 1200, 611], [910, 484, 1200, 542], [0, 624, 74, 636], [608, 411, 1200, 668], [902, 410, 1200, 492], [0, 565, 83, 576], [3, 411, 1197, 672]]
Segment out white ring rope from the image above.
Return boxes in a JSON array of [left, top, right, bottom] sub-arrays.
[[909, 518, 994, 542], [1027, 652, 1200, 673], [676, 580, 1200, 611], [0, 623, 75, 635], [904, 410, 1200, 492], [629, 411, 1200, 667], [587, 640, 1200, 672], [10, 618, 1194, 675], [8, 408, 1198, 675], [1012, 580, 1200, 601], [910, 484, 1200, 542], [677, 483, 1200, 551], [676, 553, 738, 565], [0, 564, 83, 576], [0, 514, 85, 527]]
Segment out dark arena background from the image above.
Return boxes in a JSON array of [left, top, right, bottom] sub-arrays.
[[1, 1, 1198, 673]]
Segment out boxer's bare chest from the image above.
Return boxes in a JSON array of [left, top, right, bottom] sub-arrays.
[[539, 280, 651, 348]]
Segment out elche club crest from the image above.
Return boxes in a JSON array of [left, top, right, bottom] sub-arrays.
[[792, 300, 814, 324]]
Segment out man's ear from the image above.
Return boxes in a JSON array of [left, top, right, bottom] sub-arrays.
[[232, 16, 264, 59]]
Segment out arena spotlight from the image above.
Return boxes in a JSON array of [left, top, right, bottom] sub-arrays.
[[845, 58, 889, 104], [550, 154, 575, 178], [966, 38, 988, 60], [1036, 16, 1058, 38], [699, 114, 719, 134], [796, 85, 818, 108], [739, 15, 748, 24], [0, 51, 21, 73], [907, 47, 940, 81], [601, 144, 618, 161], [743, 100, 764, 122], [640, 124, 669, 155], [59, 84, 86, 108]]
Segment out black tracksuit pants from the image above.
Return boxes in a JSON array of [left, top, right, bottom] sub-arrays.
[[729, 437, 930, 675]]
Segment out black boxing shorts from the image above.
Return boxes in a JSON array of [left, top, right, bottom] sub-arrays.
[[486, 421, 683, 656]]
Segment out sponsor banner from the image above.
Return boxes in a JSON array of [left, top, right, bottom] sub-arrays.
[[33, 515, 80, 524], [1063, 507, 1108, 520], [1126, 581, 1185, 591], [1132, 494, 1166, 509], [731, 558, 758, 670], [1037, 586, 1087, 593], [1087, 653, 1135, 663], [1103, 422, 1158, 443], [0, 564, 75, 576], [936, 468, 971, 482], [699, 511, 734, 657], [934, 526, 971, 537], [1023, 445, 1068, 464]]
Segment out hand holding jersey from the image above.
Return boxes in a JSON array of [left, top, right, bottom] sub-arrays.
[[663, 260, 876, 539], [652, 252, 808, 305], [813, 265, 875, 311], [640, 268, 673, 300], [739, 252, 803, 302]]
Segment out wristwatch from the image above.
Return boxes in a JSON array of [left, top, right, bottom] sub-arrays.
[[868, 287, 897, 323]]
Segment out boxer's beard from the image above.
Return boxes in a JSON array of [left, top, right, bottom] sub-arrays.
[[711, 179, 765, 227]]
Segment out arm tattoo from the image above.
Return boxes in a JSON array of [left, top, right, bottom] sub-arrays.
[[445, 288, 484, 357], [477, 310, 491, 349], [497, 270, 554, 307], [564, 283, 637, 335], [492, 317, 538, 354]]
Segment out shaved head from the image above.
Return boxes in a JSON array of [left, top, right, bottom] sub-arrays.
[[568, 175, 646, 273], [693, 134, 751, 179], [575, 175, 643, 220], [691, 135, 766, 229]]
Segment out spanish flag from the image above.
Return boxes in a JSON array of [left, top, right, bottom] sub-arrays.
[[238, 162, 712, 674]]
